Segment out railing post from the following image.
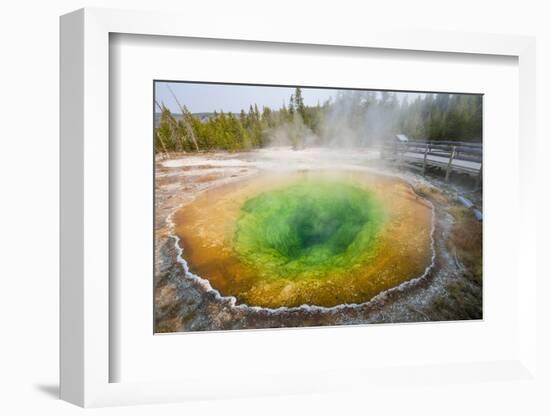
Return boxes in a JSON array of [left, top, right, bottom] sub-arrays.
[[474, 163, 482, 191], [445, 145, 456, 182], [422, 143, 428, 175]]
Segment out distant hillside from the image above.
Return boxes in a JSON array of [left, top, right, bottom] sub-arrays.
[[154, 112, 237, 128], [154, 112, 182, 129]]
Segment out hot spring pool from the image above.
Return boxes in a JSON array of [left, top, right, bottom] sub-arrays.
[[174, 171, 433, 308]]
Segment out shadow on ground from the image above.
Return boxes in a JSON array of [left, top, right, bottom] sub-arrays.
[[35, 384, 59, 399]]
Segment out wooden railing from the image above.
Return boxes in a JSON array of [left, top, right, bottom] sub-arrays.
[[381, 139, 482, 186]]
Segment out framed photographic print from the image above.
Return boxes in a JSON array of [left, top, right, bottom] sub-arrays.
[[60, 7, 540, 408]]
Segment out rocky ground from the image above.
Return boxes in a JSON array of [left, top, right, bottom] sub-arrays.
[[154, 148, 483, 333]]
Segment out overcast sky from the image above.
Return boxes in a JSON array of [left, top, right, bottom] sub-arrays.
[[155, 82, 338, 114], [154, 81, 425, 114]]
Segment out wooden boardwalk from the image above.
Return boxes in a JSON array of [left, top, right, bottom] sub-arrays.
[[402, 151, 481, 173], [382, 140, 482, 185]]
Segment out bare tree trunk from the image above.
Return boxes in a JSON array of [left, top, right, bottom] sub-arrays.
[[167, 85, 200, 151], [182, 117, 199, 152], [154, 100, 170, 158], [155, 131, 169, 157]]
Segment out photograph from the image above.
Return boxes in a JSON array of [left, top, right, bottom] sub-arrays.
[[153, 81, 483, 333]]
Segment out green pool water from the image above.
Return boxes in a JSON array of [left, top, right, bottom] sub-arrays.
[[233, 181, 386, 280]]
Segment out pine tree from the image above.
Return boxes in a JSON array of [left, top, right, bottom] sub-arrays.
[[294, 88, 305, 115], [288, 94, 295, 117]]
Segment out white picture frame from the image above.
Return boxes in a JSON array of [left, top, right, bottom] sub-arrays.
[[60, 7, 538, 407]]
